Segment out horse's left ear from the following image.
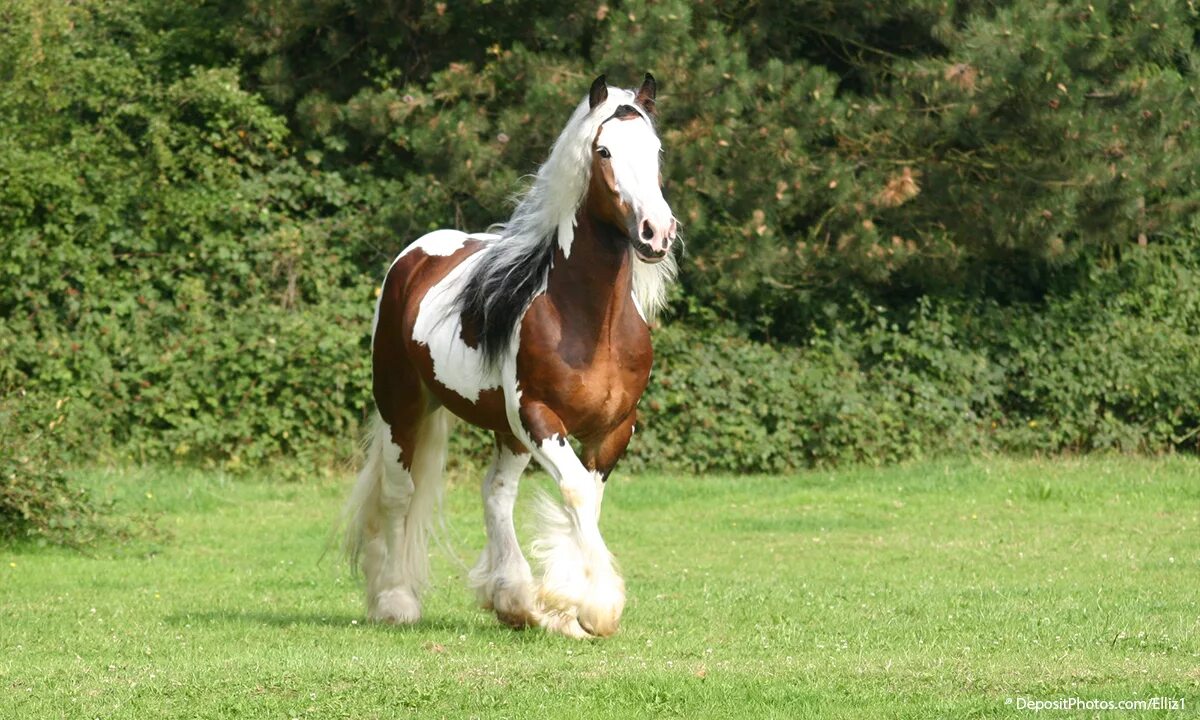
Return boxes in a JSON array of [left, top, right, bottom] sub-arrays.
[[589, 75, 608, 110], [635, 73, 657, 116]]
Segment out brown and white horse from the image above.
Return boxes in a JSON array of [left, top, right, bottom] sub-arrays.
[[343, 75, 677, 638]]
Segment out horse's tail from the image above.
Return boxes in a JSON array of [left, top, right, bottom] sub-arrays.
[[342, 408, 452, 593], [342, 411, 389, 573], [403, 408, 453, 592]]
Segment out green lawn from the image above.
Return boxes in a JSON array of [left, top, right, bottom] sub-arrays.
[[2, 457, 1198, 718]]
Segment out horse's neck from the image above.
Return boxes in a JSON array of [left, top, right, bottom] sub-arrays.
[[546, 209, 633, 330]]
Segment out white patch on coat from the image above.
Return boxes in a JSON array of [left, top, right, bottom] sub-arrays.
[[372, 230, 501, 346], [400, 229, 469, 259], [412, 251, 499, 402]]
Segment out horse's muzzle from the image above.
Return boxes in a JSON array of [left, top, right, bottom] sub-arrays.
[[632, 239, 669, 263], [631, 216, 675, 263]]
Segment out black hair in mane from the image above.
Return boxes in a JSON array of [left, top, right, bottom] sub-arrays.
[[455, 237, 555, 370]]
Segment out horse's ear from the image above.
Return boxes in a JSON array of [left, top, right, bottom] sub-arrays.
[[589, 75, 608, 110], [635, 73, 657, 116]]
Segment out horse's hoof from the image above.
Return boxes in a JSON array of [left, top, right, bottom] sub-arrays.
[[535, 570, 625, 638], [575, 586, 625, 637], [540, 610, 594, 639], [492, 586, 541, 629], [495, 607, 539, 629], [479, 575, 539, 629], [369, 587, 421, 624]]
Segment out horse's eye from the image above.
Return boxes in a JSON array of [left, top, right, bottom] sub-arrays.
[[598, 147, 611, 159]]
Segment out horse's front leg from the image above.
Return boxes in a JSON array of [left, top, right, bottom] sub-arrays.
[[517, 402, 630, 638]]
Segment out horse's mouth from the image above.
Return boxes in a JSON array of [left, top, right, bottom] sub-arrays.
[[632, 240, 668, 263]]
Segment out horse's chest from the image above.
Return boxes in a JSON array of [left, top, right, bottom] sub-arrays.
[[519, 310, 652, 437], [559, 351, 648, 435], [578, 349, 646, 416]]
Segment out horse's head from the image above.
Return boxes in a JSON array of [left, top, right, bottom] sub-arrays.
[[586, 74, 677, 264]]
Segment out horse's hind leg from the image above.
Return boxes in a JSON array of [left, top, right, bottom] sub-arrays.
[[348, 407, 449, 624], [468, 433, 536, 628]]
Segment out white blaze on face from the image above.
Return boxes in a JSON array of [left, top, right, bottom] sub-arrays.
[[595, 116, 675, 257]]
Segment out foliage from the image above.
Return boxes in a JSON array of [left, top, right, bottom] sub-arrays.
[[990, 248, 1200, 453], [0, 392, 110, 545], [631, 247, 1200, 473], [0, 1, 378, 468], [220, 0, 1200, 338], [1, 0, 1199, 483]]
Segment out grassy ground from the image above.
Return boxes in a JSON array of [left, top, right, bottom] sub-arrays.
[[1, 456, 1198, 719]]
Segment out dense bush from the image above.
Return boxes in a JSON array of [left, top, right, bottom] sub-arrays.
[[1, 0, 1198, 500], [0, 392, 111, 545], [222, 0, 1200, 338], [990, 249, 1200, 453], [629, 247, 1200, 472], [1, 1, 377, 467]]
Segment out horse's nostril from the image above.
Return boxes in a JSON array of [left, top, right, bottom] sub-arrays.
[[641, 220, 654, 240]]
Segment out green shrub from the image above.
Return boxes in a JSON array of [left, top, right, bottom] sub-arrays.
[[2, 0, 1199, 477], [223, 0, 1200, 341], [628, 247, 1200, 473], [988, 249, 1200, 453], [0, 1, 380, 469], [630, 305, 1002, 473], [0, 393, 110, 546]]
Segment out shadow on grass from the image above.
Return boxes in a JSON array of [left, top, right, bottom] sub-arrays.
[[165, 609, 472, 633]]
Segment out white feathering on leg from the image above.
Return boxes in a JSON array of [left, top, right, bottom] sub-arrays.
[[530, 489, 592, 638], [530, 487, 626, 638], [400, 409, 451, 596], [344, 409, 450, 625]]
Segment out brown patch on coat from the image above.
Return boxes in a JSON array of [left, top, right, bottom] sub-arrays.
[[514, 204, 652, 474]]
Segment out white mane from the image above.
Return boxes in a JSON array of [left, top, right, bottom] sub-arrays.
[[494, 85, 677, 320]]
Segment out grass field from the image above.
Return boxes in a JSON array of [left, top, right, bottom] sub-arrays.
[[2, 456, 1198, 718]]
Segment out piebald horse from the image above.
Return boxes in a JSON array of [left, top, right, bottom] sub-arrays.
[[344, 74, 677, 638]]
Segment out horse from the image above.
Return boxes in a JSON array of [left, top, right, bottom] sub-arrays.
[[343, 74, 677, 638]]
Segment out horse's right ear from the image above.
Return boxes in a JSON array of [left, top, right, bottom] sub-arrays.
[[635, 73, 657, 116], [589, 75, 608, 110]]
